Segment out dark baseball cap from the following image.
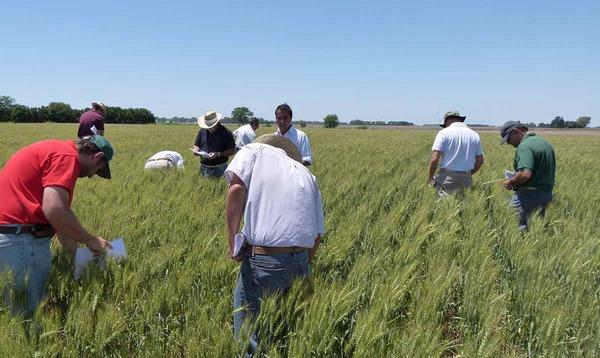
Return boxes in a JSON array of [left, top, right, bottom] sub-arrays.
[[499, 121, 522, 144], [87, 135, 114, 179]]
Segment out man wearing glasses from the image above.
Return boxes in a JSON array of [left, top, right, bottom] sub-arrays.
[[500, 121, 556, 231], [0, 135, 114, 315]]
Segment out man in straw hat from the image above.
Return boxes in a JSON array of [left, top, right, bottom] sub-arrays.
[[192, 110, 235, 177], [78, 101, 107, 137], [428, 110, 484, 196], [0, 135, 114, 315], [225, 134, 324, 353], [499, 121, 555, 231], [274, 103, 313, 166]]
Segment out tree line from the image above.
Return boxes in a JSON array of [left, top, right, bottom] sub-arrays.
[[0, 96, 156, 124]]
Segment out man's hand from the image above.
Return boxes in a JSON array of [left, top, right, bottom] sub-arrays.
[[428, 177, 435, 186], [86, 236, 112, 255], [503, 179, 513, 190]]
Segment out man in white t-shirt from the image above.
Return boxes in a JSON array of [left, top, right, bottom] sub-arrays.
[[274, 103, 313, 166], [428, 110, 484, 195], [233, 118, 259, 151], [225, 134, 324, 353], [144, 151, 184, 170]]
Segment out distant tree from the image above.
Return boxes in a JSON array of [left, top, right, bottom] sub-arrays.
[[39, 102, 77, 123], [300, 120, 307, 128], [323, 114, 339, 128], [538, 122, 549, 128], [525, 122, 537, 128], [10, 105, 34, 123], [349, 119, 364, 125], [576, 116, 591, 128], [0, 95, 16, 122], [231, 107, 254, 124], [550, 116, 565, 128]]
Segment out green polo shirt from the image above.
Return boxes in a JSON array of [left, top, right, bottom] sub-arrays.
[[513, 133, 556, 191]]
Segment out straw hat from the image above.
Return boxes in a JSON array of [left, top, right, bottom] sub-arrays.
[[254, 134, 302, 163], [197, 110, 223, 129], [92, 101, 107, 113]]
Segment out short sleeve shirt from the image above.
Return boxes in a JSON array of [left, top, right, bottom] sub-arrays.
[[233, 124, 257, 149], [513, 133, 555, 191], [432, 122, 483, 172], [147, 151, 184, 168], [225, 143, 325, 248], [194, 125, 236, 165], [276, 126, 313, 164], [0, 140, 80, 225], [78, 110, 105, 137]]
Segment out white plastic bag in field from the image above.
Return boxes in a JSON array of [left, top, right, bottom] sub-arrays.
[[74, 238, 127, 279]]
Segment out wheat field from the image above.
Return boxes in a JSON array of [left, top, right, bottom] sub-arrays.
[[1, 123, 599, 357]]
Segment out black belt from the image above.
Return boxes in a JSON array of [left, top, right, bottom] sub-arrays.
[[0, 224, 55, 237]]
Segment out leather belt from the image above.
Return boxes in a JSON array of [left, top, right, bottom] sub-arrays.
[[250, 245, 307, 255], [0, 224, 55, 237], [439, 168, 470, 174], [147, 157, 174, 164]]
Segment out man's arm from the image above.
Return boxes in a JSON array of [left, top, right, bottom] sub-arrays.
[[226, 174, 246, 260], [42, 186, 111, 254], [308, 234, 321, 263], [428, 150, 442, 183], [471, 154, 484, 175], [504, 170, 532, 190]]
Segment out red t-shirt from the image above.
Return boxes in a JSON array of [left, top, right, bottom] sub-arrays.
[[0, 140, 80, 225]]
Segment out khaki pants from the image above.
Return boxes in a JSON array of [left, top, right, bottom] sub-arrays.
[[434, 169, 472, 196], [144, 158, 174, 170]]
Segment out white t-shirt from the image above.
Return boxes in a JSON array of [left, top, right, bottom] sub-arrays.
[[276, 126, 313, 164], [147, 151, 184, 168], [225, 143, 325, 248], [233, 124, 256, 149], [432, 122, 483, 172]]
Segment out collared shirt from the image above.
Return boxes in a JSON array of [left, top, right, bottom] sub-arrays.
[[78, 110, 105, 137], [432, 122, 483, 172], [0, 140, 79, 225], [514, 133, 555, 191], [233, 124, 256, 149], [225, 143, 325, 248], [276, 126, 313, 164], [194, 124, 235, 165], [147, 151, 184, 168]]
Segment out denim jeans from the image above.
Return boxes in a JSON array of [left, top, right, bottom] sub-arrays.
[[509, 189, 553, 231], [0, 233, 52, 315], [233, 251, 310, 353], [200, 163, 227, 177]]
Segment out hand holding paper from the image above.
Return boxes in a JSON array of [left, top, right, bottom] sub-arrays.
[[74, 238, 127, 279]]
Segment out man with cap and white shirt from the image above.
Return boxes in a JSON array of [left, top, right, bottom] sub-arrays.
[[192, 110, 235, 177], [233, 118, 260, 151], [500, 121, 555, 231], [274, 103, 313, 166], [78, 101, 107, 137], [225, 133, 324, 353], [428, 110, 484, 195], [0, 135, 114, 315], [144, 151, 185, 170]]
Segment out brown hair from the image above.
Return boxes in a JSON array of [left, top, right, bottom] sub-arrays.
[[76, 136, 102, 155]]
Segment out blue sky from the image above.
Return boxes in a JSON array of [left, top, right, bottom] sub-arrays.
[[2, 0, 598, 125]]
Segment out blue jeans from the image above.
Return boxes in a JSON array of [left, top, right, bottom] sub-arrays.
[[200, 163, 227, 177], [509, 189, 553, 231], [233, 251, 310, 353], [0, 233, 52, 316]]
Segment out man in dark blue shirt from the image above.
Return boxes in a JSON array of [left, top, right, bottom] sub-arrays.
[[193, 111, 236, 177]]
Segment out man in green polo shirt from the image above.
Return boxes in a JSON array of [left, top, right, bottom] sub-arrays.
[[500, 121, 556, 231]]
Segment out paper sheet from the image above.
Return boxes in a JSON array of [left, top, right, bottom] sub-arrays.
[[233, 233, 246, 257], [189, 148, 209, 159], [74, 238, 127, 279], [504, 170, 515, 179]]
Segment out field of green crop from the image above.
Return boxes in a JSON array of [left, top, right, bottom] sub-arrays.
[[1, 122, 600, 357]]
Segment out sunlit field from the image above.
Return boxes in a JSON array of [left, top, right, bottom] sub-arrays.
[[1, 123, 599, 357]]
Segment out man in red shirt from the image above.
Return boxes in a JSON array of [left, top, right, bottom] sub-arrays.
[[78, 101, 106, 137], [0, 135, 114, 315]]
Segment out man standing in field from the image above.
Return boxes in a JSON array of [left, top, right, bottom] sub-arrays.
[[78, 101, 107, 137], [233, 117, 260, 151], [500, 121, 556, 231], [192, 110, 236, 177], [274, 103, 313, 166], [0, 135, 114, 315], [428, 110, 484, 195], [225, 134, 324, 353]]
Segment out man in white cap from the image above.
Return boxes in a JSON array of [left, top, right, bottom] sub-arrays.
[[78, 101, 107, 137], [192, 110, 235, 177], [225, 134, 324, 354], [233, 117, 260, 151], [428, 110, 484, 195], [274, 103, 313, 166]]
